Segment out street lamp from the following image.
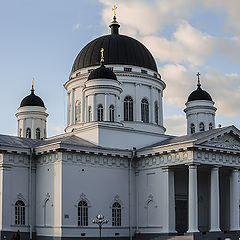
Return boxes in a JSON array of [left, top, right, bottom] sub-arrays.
[[92, 214, 108, 240]]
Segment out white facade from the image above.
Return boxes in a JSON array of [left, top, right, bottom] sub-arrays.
[[16, 105, 48, 139]]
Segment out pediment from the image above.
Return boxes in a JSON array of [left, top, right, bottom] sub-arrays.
[[195, 126, 240, 151]]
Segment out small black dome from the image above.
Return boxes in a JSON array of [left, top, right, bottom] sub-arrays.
[[20, 89, 45, 107], [187, 85, 212, 102], [72, 25, 157, 73], [88, 64, 117, 80]]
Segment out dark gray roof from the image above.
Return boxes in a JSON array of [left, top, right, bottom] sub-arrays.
[[140, 126, 229, 150], [36, 135, 98, 148], [0, 134, 41, 148], [88, 64, 117, 80], [72, 31, 157, 73], [187, 85, 212, 102], [20, 89, 45, 107]]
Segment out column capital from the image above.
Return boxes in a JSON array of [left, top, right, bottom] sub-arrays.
[[186, 163, 199, 169]]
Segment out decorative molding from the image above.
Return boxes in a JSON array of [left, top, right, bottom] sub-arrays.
[[202, 134, 240, 150], [37, 152, 129, 169], [109, 194, 124, 209], [12, 193, 28, 206], [144, 194, 158, 209], [75, 193, 91, 207]]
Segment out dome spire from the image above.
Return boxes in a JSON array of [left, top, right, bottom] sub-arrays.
[[31, 77, 35, 93], [196, 72, 201, 88], [109, 4, 120, 34]]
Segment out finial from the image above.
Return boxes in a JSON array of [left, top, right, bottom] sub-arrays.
[[31, 77, 35, 91], [112, 5, 118, 23], [196, 72, 201, 87], [100, 48, 104, 64]]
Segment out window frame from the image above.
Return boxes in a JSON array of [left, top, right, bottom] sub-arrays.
[[112, 202, 121, 226], [97, 104, 104, 121], [141, 98, 149, 123], [15, 200, 25, 225], [26, 128, 31, 138], [124, 96, 133, 121], [78, 200, 88, 226], [109, 105, 115, 122]]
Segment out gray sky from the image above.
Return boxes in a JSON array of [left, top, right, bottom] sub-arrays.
[[1, 0, 240, 137]]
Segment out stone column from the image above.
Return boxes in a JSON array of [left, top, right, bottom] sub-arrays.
[[162, 167, 176, 233], [92, 94, 96, 121], [81, 87, 84, 122], [71, 88, 75, 125], [230, 168, 240, 231], [150, 86, 154, 123], [158, 90, 163, 126], [135, 84, 141, 121], [67, 92, 70, 125], [105, 93, 108, 121], [210, 167, 220, 232], [187, 164, 199, 233]]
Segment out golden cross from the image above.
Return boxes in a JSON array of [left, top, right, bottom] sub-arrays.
[[32, 77, 35, 90], [100, 48, 104, 63], [196, 72, 201, 86], [112, 4, 117, 18]]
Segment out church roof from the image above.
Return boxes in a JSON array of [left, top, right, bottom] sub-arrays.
[[71, 20, 157, 73], [140, 126, 230, 150], [187, 85, 212, 102], [20, 89, 45, 108], [88, 64, 117, 80]]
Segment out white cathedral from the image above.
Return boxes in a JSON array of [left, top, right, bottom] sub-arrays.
[[1, 12, 240, 240]]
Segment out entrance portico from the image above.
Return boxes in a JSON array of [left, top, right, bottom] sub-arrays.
[[174, 164, 240, 234]]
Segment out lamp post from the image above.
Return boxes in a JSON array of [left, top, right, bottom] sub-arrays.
[[92, 214, 108, 240]]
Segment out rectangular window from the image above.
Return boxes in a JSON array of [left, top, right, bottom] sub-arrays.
[[124, 67, 132, 72], [141, 69, 148, 74]]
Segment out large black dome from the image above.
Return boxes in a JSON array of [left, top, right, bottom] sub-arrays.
[[72, 24, 157, 73], [20, 89, 45, 107], [187, 85, 212, 102]]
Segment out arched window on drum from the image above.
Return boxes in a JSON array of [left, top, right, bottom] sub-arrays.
[[124, 96, 133, 121], [141, 98, 149, 123]]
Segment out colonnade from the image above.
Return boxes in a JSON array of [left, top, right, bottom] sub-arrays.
[[164, 164, 240, 233]]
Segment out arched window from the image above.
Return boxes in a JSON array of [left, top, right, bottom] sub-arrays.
[[36, 128, 40, 139], [78, 200, 88, 226], [141, 98, 149, 123], [199, 122, 205, 132], [209, 123, 213, 130], [88, 106, 92, 122], [26, 128, 31, 138], [109, 105, 114, 122], [15, 200, 25, 225], [154, 101, 158, 124], [112, 202, 121, 226], [75, 101, 81, 123], [124, 96, 133, 121], [97, 104, 103, 121], [191, 124, 195, 134]]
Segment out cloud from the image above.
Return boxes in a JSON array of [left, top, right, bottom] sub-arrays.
[[164, 115, 186, 136], [73, 23, 80, 31], [161, 64, 240, 118], [99, 0, 194, 35], [160, 64, 196, 107], [51, 125, 65, 134], [142, 21, 215, 65], [204, 71, 240, 117], [202, 0, 240, 34]]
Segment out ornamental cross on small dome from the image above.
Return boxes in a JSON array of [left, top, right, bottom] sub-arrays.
[[196, 72, 201, 87], [100, 48, 104, 64]]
